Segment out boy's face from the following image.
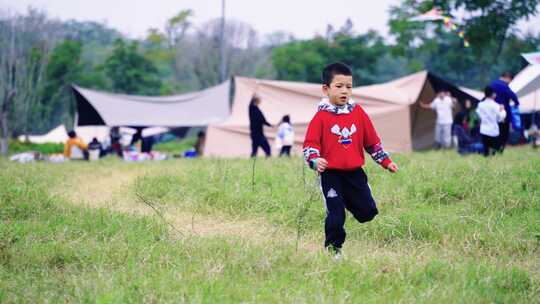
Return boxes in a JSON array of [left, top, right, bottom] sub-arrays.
[[323, 74, 353, 106]]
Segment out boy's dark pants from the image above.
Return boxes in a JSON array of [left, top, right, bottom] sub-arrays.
[[320, 168, 378, 249]]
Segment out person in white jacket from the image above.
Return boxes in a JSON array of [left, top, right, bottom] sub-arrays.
[[476, 86, 506, 156], [276, 115, 294, 156]]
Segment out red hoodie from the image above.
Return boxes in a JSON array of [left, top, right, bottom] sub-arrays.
[[303, 99, 391, 171]]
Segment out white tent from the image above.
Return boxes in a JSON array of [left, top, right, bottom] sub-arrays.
[[72, 81, 230, 127], [508, 64, 540, 114], [510, 65, 540, 98], [18, 125, 68, 144], [519, 90, 540, 114], [19, 125, 169, 145], [522, 52, 540, 65]]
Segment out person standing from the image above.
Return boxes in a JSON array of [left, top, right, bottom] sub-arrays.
[[420, 90, 456, 149], [489, 72, 520, 152], [476, 86, 506, 156], [109, 126, 123, 157], [194, 131, 206, 157], [303, 62, 398, 259], [276, 115, 294, 157], [249, 95, 272, 157]]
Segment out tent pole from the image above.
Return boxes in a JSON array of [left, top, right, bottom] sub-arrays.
[[534, 90, 538, 127], [533, 90, 538, 149], [219, 0, 227, 82]]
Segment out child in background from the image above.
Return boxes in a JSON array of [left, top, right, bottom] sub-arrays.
[[276, 115, 294, 157], [476, 86, 506, 156], [303, 62, 398, 259], [64, 130, 89, 160]]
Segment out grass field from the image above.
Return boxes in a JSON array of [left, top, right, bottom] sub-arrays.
[[1, 147, 539, 303]]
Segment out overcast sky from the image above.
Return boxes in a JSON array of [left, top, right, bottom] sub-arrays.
[[2, 0, 539, 40]]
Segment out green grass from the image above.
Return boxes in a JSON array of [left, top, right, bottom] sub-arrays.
[[0, 147, 539, 303], [153, 136, 197, 154], [7, 140, 64, 155]]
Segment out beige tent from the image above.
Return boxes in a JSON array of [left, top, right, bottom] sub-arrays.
[[204, 71, 479, 157]]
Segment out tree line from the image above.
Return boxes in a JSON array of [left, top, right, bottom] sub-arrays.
[[1, 1, 539, 155]]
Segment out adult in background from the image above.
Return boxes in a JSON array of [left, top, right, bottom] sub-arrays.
[[489, 72, 520, 152], [476, 86, 506, 156], [194, 131, 206, 157], [420, 90, 457, 149], [249, 95, 272, 157], [109, 126, 123, 157]]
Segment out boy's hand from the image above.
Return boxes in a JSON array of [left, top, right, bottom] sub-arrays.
[[316, 158, 328, 173], [387, 162, 398, 173]]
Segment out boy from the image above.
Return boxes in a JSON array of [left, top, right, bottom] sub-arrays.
[[476, 86, 506, 156], [303, 62, 398, 259]]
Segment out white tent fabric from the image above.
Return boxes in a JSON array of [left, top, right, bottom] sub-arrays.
[[73, 80, 230, 127], [18, 125, 68, 144], [519, 90, 540, 114], [522, 52, 540, 65], [510, 65, 540, 97], [459, 87, 483, 100], [19, 125, 169, 145]]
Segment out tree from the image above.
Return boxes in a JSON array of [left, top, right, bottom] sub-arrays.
[[0, 9, 56, 154], [103, 39, 162, 95], [39, 39, 84, 132], [389, 0, 540, 85], [170, 18, 275, 90], [61, 20, 122, 46], [165, 10, 193, 49], [271, 23, 390, 85]]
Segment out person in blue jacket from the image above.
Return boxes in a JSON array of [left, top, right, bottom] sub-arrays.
[[489, 72, 520, 152], [249, 95, 273, 157]]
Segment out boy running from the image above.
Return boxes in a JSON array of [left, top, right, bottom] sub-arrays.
[[303, 62, 398, 258]]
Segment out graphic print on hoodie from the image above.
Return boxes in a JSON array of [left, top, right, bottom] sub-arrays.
[[303, 98, 392, 171]]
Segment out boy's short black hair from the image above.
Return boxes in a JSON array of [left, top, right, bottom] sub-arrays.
[[67, 130, 76, 138], [484, 86, 495, 99], [322, 62, 352, 86], [501, 72, 513, 79], [282, 115, 290, 123]]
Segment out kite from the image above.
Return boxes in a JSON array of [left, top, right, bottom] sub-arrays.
[[409, 6, 470, 47]]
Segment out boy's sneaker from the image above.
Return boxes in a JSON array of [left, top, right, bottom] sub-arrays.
[[327, 245, 343, 261]]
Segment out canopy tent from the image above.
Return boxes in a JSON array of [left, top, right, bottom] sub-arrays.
[[519, 90, 540, 114], [522, 51, 540, 65], [204, 71, 479, 158], [459, 87, 483, 100], [19, 125, 169, 145], [72, 80, 230, 127], [510, 64, 540, 98], [506, 64, 540, 115], [18, 124, 69, 144]]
